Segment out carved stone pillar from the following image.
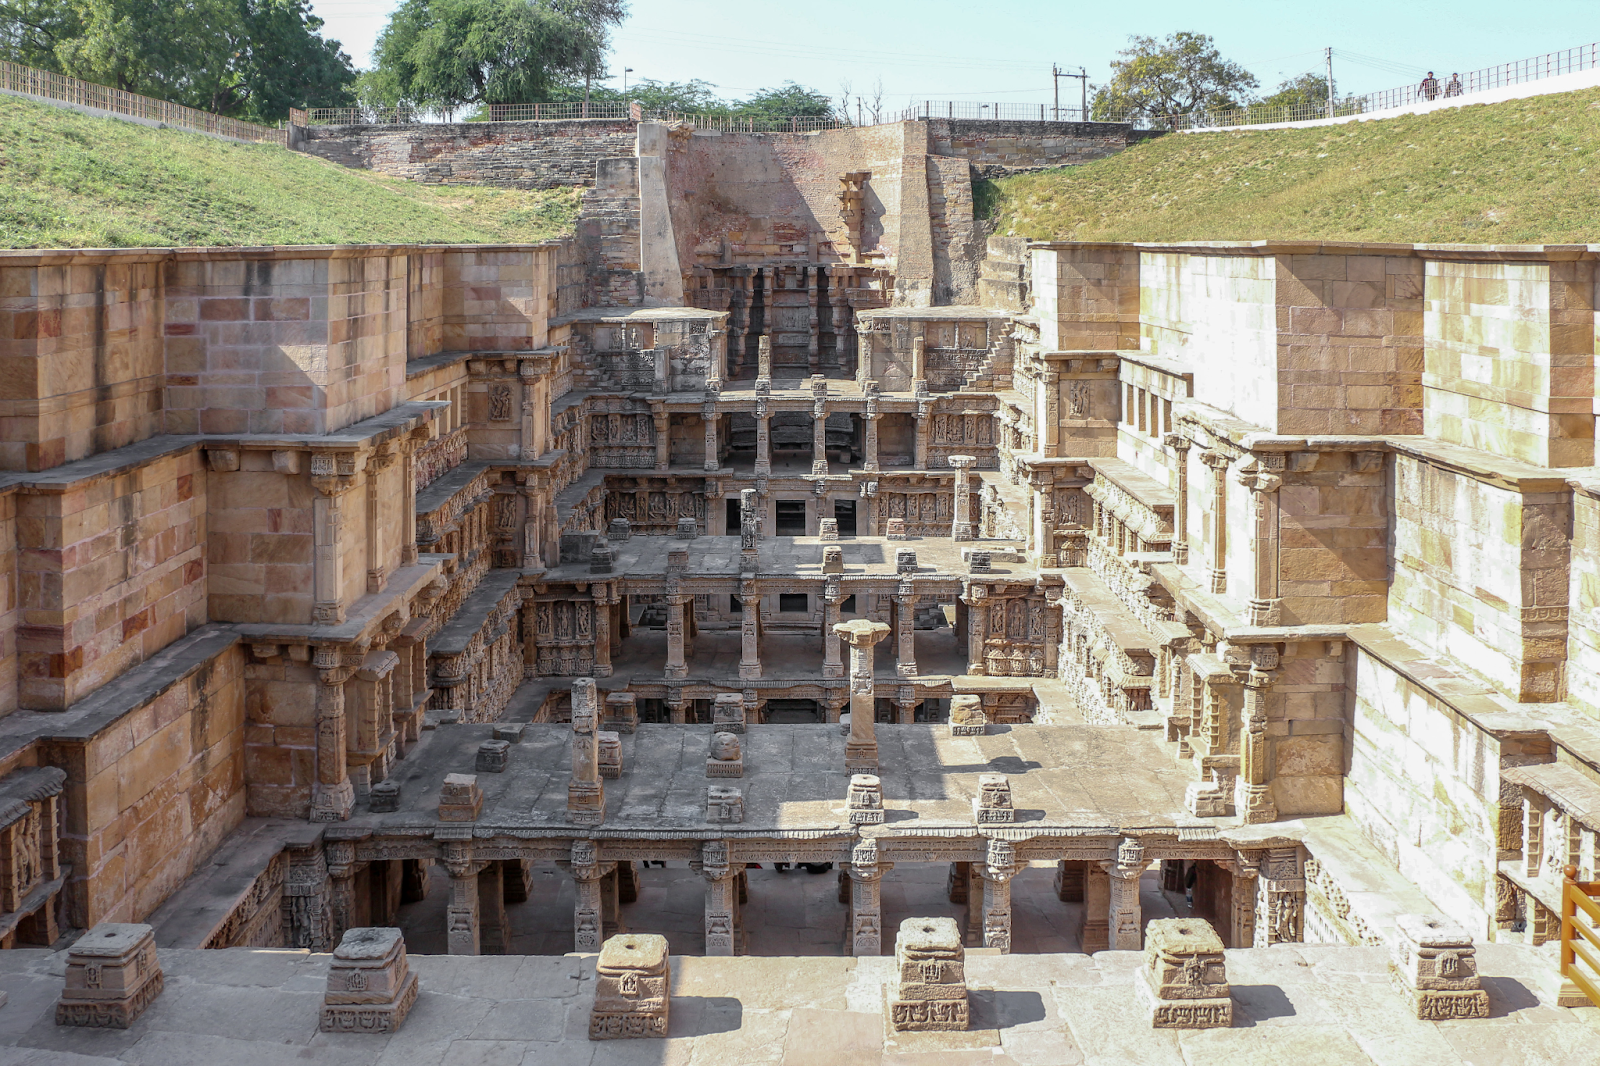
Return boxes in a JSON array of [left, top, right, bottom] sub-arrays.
[[861, 481, 878, 536], [593, 589, 613, 678], [1041, 369, 1060, 458], [1043, 589, 1061, 678], [1164, 434, 1191, 566], [365, 446, 396, 594], [835, 619, 890, 772], [962, 582, 987, 675], [807, 267, 822, 371], [895, 578, 917, 678], [757, 334, 773, 380], [949, 454, 976, 541], [311, 453, 355, 625], [518, 479, 542, 570], [739, 579, 761, 680], [519, 359, 539, 460], [284, 841, 331, 951], [570, 840, 611, 953], [1106, 837, 1150, 951], [847, 840, 891, 955], [325, 839, 357, 949], [812, 399, 829, 476], [444, 837, 480, 955], [703, 401, 719, 471], [652, 407, 669, 473], [401, 427, 426, 567], [1253, 846, 1305, 946], [1200, 450, 1230, 595], [1080, 862, 1111, 953], [910, 335, 926, 385], [755, 401, 771, 477], [823, 576, 844, 679], [694, 840, 739, 956], [666, 595, 689, 681], [478, 860, 507, 953], [568, 678, 605, 824], [310, 645, 356, 823], [1234, 646, 1279, 825], [982, 839, 1017, 953], [863, 397, 880, 473], [1239, 459, 1284, 625], [914, 399, 930, 469]]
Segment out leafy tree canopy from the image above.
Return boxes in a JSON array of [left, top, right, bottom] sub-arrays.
[[0, 0, 356, 122], [1259, 71, 1335, 112], [363, 0, 626, 112], [734, 81, 834, 119], [1091, 32, 1257, 120]]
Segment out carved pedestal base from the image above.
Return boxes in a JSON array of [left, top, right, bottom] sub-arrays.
[[56, 923, 164, 1029], [845, 741, 878, 775], [890, 917, 969, 1032], [590, 934, 671, 1040], [1184, 780, 1234, 818], [1140, 918, 1233, 1029], [319, 927, 420, 1034]]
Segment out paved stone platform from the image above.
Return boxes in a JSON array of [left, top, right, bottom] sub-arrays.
[[357, 722, 1201, 833], [0, 944, 1592, 1065]]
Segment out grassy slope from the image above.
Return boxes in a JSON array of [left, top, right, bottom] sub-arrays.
[[990, 86, 1600, 244], [0, 94, 579, 248]]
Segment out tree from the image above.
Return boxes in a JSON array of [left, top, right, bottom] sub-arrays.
[[573, 77, 724, 113], [0, 0, 356, 121], [364, 0, 626, 113], [733, 82, 833, 119], [1091, 32, 1257, 120], [1258, 71, 1334, 113]]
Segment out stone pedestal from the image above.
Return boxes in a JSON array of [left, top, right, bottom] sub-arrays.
[[569, 678, 605, 825], [598, 732, 622, 779], [949, 694, 986, 736], [590, 933, 671, 1040], [1390, 915, 1490, 1019], [475, 740, 510, 773], [56, 924, 163, 1029], [370, 780, 400, 812], [603, 692, 639, 734], [439, 774, 483, 821], [706, 732, 744, 778], [319, 927, 420, 1034], [973, 774, 1014, 823], [820, 518, 839, 540], [712, 692, 746, 733], [1140, 918, 1233, 1029], [890, 917, 969, 1032], [823, 546, 845, 574], [706, 786, 743, 823], [949, 454, 977, 541], [848, 773, 884, 824]]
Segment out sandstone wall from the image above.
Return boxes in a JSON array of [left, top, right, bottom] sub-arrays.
[[1030, 244, 1140, 352], [1388, 448, 1571, 703], [0, 252, 167, 472], [1276, 449, 1390, 625], [31, 630, 247, 927], [164, 251, 410, 436], [1567, 477, 1600, 715], [1273, 251, 1424, 435], [1423, 257, 1597, 468], [1266, 639, 1348, 816], [13, 443, 207, 711], [1344, 629, 1519, 936], [298, 119, 637, 188], [921, 117, 1134, 173]]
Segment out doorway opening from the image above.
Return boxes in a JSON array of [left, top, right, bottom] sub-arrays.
[[775, 499, 807, 536], [834, 499, 857, 537]]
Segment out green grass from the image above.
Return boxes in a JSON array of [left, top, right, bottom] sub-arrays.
[[988, 86, 1600, 244], [0, 94, 579, 248]]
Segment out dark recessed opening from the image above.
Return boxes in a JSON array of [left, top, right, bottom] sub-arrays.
[[834, 499, 857, 536], [775, 499, 807, 536], [726, 498, 741, 534], [779, 593, 808, 613], [841, 595, 857, 613]]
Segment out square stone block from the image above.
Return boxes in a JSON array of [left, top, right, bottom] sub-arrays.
[[1141, 918, 1232, 1029], [706, 758, 744, 778], [369, 780, 401, 813], [892, 917, 968, 1032], [591, 933, 671, 1040], [320, 927, 419, 1034], [706, 785, 743, 823], [598, 732, 623, 779], [476, 740, 510, 773], [1390, 914, 1489, 1019], [603, 693, 638, 735], [56, 923, 163, 1029], [568, 780, 605, 825], [439, 773, 483, 821]]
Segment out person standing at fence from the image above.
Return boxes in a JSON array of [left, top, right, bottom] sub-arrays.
[[1420, 72, 1440, 100], [1444, 73, 1463, 97]]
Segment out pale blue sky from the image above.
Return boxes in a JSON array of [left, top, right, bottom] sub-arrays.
[[305, 0, 1600, 107]]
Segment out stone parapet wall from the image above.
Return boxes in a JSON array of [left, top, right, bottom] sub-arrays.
[[297, 119, 638, 188], [921, 117, 1135, 173]]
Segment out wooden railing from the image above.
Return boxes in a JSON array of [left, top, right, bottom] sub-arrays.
[[1561, 865, 1600, 1008], [1, 60, 283, 143]]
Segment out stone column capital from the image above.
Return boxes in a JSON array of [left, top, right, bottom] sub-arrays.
[[834, 619, 891, 647]]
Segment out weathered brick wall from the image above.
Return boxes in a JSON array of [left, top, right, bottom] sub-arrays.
[[922, 118, 1135, 174], [299, 119, 637, 188]]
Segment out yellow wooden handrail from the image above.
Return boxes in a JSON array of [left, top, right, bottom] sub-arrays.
[[1561, 865, 1600, 1009]]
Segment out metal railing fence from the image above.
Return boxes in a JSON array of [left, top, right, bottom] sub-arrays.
[[306, 101, 849, 131], [896, 100, 1116, 123], [1153, 40, 1600, 130], [1, 60, 283, 143]]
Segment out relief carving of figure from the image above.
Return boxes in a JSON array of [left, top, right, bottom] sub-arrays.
[[489, 383, 514, 421]]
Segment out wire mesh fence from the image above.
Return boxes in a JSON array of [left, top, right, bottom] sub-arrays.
[[1, 60, 284, 143]]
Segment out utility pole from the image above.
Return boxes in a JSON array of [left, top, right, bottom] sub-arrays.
[[1080, 66, 1087, 119], [1052, 64, 1061, 121], [1053, 65, 1089, 121], [1325, 47, 1335, 118]]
